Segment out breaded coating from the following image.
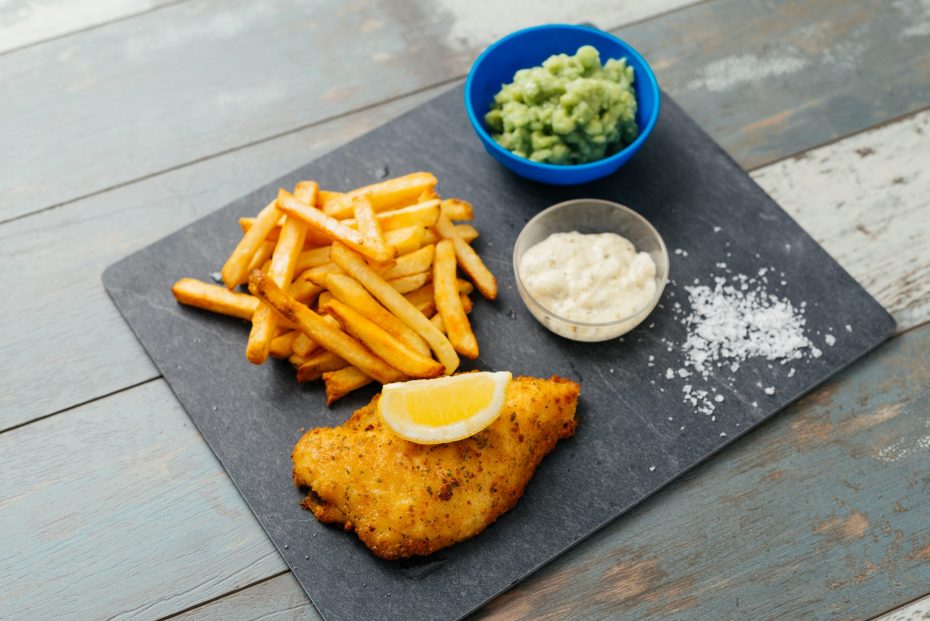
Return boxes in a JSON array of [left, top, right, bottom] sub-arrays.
[[292, 375, 580, 559]]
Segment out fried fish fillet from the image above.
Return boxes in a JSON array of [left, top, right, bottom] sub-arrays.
[[292, 375, 580, 559]]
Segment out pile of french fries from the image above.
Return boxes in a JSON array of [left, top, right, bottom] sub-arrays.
[[171, 172, 498, 404]]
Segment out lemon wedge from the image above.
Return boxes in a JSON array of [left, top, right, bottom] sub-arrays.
[[377, 371, 512, 444]]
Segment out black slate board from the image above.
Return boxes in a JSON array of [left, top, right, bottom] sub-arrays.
[[103, 85, 894, 621]]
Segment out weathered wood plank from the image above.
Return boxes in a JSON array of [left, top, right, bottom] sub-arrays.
[[874, 594, 930, 621], [629, 0, 930, 169], [0, 83, 447, 431], [0, 0, 178, 54], [105, 324, 930, 621], [172, 573, 321, 621], [0, 0, 697, 222], [4, 102, 928, 434], [754, 110, 930, 332], [0, 380, 286, 621]]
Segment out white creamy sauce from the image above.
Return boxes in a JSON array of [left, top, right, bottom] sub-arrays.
[[519, 231, 657, 324]]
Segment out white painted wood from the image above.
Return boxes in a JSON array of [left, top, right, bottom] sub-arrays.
[[0, 380, 286, 620], [752, 109, 930, 332], [0, 0, 698, 222], [873, 594, 930, 621], [0, 0, 175, 54], [0, 84, 447, 432]]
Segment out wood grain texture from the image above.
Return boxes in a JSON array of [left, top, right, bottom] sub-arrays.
[[0, 0, 697, 222], [754, 109, 930, 333], [0, 380, 286, 621], [628, 0, 930, 169], [173, 574, 321, 621], [0, 0, 179, 54], [4, 99, 927, 435], [0, 84, 446, 431], [136, 324, 930, 621]]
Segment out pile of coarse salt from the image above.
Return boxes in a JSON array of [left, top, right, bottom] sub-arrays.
[[664, 271, 822, 417]]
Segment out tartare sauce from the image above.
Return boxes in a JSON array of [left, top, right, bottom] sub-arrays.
[[519, 231, 657, 324]]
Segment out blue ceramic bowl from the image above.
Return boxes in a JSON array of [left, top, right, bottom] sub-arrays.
[[465, 24, 660, 186]]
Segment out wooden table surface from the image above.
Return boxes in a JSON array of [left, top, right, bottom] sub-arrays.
[[1, 1, 929, 619]]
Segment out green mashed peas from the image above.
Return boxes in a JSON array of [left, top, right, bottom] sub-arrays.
[[484, 45, 638, 165]]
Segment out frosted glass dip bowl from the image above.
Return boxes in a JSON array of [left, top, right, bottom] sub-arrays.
[[513, 199, 669, 341]]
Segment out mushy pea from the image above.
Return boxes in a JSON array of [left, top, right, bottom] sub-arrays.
[[484, 45, 638, 165]]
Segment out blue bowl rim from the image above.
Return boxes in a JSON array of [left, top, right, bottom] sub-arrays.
[[464, 23, 661, 172]]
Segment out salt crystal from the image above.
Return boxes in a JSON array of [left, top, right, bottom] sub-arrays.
[[714, 394, 725, 403], [764, 386, 775, 395], [720, 432, 728, 437], [666, 368, 675, 380], [788, 368, 796, 378], [845, 324, 853, 332], [713, 226, 722, 233], [825, 334, 836, 346], [751, 401, 758, 408], [648, 355, 654, 361], [758, 268, 768, 277], [649, 466, 655, 472]]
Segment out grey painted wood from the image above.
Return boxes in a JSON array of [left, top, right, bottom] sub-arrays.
[[173, 574, 321, 621], [0, 380, 286, 621], [175, 325, 930, 621], [0, 84, 447, 431], [0, 0, 696, 222]]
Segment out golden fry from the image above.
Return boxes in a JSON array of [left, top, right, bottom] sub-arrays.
[[381, 244, 434, 280], [293, 246, 332, 275], [222, 199, 281, 288], [422, 223, 478, 245], [270, 331, 299, 358], [292, 332, 319, 358], [387, 271, 430, 294], [248, 190, 312, 364], [247, 241, 276, 275], [248, 270, 402, 384], [435, 214, 497, 300], [277, 189, 396, 263], [303, 262, 344, 287], [296, 350, 348, 383], [434, 239, 479, 359], [172, 278, 258, 320], [322, 366, 373, 405], [322, 172, 438, 219], [440, 198, 474, 221], [326, 299, 442, 378], [326, 274, 431, 358], [290, 277, 323, 304], [384, 225, 426, 255], [352, 195, 386, 249], [330, 242, 459, 374]]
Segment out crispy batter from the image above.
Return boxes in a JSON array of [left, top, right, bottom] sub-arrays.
[[292, 375, 580, 559]]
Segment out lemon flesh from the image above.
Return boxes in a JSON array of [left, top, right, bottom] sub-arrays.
[[377, 372, 512, 444]]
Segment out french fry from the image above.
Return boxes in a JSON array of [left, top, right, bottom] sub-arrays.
[[290, 277, 323, 304], [325, 299, 442, 378], [248, 270, 403, 384], [343, 200, 440, 231], [430, 296, 471, 333], [434, 239, 479, 359], [440, 198, 474, 221], [239, 217, 331, 248], [303, 262, 344, 287], [322, 366, 373, 405], [247, 185, 313, 364], [352, 195, 386, 248], [381, 245, 435, 280], [318, 290, 334, 311], [422, 223, 478, 245], [387, 271, 430, 294], [330, 242, 459, 374], [292, 332, 319, 357], [384, 225, 426, 255], [289, 353, 309, 367], [172, 278, 258, 320], [435, 213, 497, 300], [322, 172, 438, 218], [326, 274, 431, 358], [317, 190, 344, 207], [270, 331, 299, 358], [247, 241, 276, 275], [293, 246, 331, 275], [277, 189, 396, 263], [222, 199, 281, 288], [296, 351, 349, 383]]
